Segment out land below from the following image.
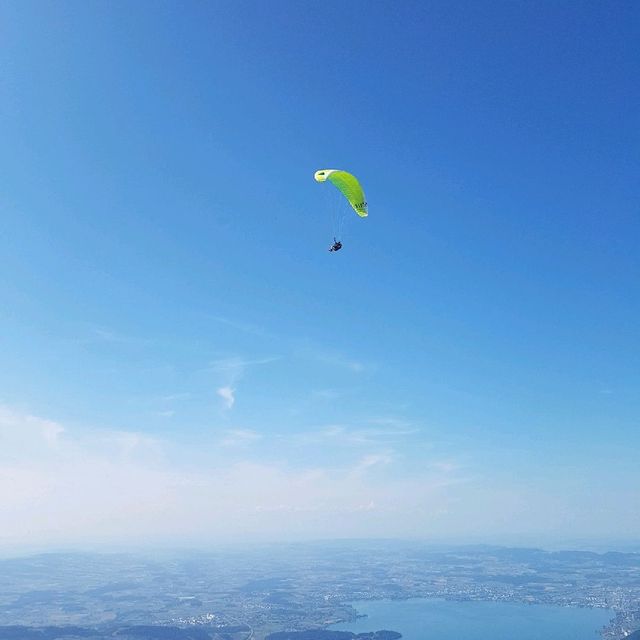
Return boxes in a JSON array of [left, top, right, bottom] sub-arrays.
[[0, 542, 638, 640]]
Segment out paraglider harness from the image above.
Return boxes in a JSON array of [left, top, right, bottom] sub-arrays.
[[329, 238, 342, 252]]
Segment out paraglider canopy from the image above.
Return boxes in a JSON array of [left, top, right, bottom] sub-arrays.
[[314, 169, 368, 218]]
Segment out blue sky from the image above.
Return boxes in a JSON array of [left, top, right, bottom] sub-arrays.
[[1, 1, 638, 551]]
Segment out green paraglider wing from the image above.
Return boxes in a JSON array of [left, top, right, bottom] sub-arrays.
[[314, 169, 368, 217]]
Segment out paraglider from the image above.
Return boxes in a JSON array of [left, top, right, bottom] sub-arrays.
[[314, 169, 367, 251]]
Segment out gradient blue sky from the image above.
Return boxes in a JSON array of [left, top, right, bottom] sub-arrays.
[[1, 1, 638, 551]]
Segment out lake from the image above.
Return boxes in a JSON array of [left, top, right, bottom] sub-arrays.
[[330, 599, 613, 640]]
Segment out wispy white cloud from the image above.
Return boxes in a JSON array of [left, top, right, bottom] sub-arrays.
[[76, 326, 151, 346], [316, 352, 367, 373], [217, 386, 236, 409], [311, 389, 343, 400], [210, 315, 268, 337], [367, 417, 414, 430], [0, 406, 66, 456], [220, 428, 262, 447], [95, 430, 164, 461], [297, 346, 371, 374], [208, 355, 279, 411], [151, 393, 189, 420], [0, 406, 162, 467], [158, 393, 192, 402], [207, 356, 280, 377], [2, 404, 636, 548], [0, 404, 474, 546], [92, 328, 129, 343], [350, 452, 395, 476], [430, 460, 460, 474], [287, 420, 418, 448]]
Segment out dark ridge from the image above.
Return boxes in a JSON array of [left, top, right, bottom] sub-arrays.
[[115, 626, 214, 639], [0, 626, 97, 639]]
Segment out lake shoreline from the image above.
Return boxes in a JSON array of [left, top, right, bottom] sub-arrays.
[[330, 597, 613, 640]]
